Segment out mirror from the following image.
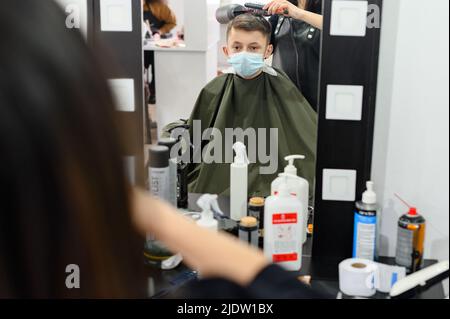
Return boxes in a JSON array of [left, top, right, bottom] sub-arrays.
[[142, 0, 323, 256]]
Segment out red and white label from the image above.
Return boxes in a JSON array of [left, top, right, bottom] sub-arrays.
[[273, 213, 298, 225], [273, 253, 298, 263], [270, 213, 299, 264]]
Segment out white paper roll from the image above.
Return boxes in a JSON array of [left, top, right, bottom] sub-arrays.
[[339, 258, 377, 297]]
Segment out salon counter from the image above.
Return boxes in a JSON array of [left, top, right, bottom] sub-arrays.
[[144, 194, 446, 299]]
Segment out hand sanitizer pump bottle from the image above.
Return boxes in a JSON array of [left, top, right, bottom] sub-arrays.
[[271, 155, 309, 244]]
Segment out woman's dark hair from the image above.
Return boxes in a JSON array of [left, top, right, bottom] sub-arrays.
[[305, 0, 322, 14], [289, 0, 323, 14], [0, 1, 145, 298]]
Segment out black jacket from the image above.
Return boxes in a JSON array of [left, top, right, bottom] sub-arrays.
[[270, 15, 321, 111], [177, 264, 332, 299]]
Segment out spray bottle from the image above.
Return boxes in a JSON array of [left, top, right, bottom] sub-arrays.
[[196, 194, 224, 232], [230, 142, 250, 221], [394, 194, 426, 273], [271, 155, 309, 244], [264, 175, 304, 271], [352, 181, 379, 261]]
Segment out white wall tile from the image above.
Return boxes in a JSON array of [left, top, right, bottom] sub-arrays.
[[326, 85, 364, 121], [322, 169, 357, 201], [330, 0, 368, 37], [108, 79, 135, 112], [100, 0, 133, 32]]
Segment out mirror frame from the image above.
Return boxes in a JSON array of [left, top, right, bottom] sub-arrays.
[[311, 0, 383, 278]]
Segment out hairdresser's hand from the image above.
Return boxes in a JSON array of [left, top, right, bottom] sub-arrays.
[[132, 189, 269, 286], [264, 0, 302, 19], [264, 0, 323, 30]]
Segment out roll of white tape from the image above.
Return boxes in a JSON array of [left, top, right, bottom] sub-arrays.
[[339, 258, 377, 297]]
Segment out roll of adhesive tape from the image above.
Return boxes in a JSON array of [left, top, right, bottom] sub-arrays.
[[339, 259, 377, 297]]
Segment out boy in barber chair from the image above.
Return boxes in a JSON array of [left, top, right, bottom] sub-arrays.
[[167, 14, 317, 198]]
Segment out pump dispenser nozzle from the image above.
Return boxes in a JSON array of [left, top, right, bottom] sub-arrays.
[[362, 181, 377, 204], [233, 142, 250, 165], [197, 194, 223, 231], [284, 155, 306, 176]]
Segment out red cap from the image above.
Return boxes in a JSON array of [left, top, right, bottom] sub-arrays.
[[408, 207, 418, 216]]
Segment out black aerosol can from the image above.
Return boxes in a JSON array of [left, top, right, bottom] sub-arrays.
[[395, 194, 426, 273], [167, 124, 190, 209]]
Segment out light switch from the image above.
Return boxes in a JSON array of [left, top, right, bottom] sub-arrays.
[[322, 169, 357, 201], [330, 0, 368, 37], [108, 79, 135, 112], [100, 0, 133, 32], [326, 85, 364, 121]]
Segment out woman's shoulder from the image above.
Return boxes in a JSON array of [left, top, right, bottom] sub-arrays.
[[247, 264, 332, 299]]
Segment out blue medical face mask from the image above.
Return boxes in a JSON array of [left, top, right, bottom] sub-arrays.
[[227, 52, 266, 78]]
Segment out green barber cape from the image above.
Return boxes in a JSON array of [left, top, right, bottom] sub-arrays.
[[187, 69, 317, 199]]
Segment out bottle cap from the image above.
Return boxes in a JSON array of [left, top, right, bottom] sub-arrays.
[[362, 181, 377, 204], [149, 145, 169, 168], [408, 207, 418, 216], [240, 216, 258, 228], [249, 197, 265, 207], [158, 137, 177, 151], [284, 155, 306, 176]]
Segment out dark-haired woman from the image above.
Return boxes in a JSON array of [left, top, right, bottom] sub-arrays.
[[264, 0, 323, 111], [0, 0, 329, 299]]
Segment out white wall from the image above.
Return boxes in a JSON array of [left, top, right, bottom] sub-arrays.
[[217, 0, 247, 68], [167, 0, 184, 34], [373, 0, 449, 295]]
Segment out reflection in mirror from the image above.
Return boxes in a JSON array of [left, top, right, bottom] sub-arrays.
[[142, 0, 323, 261]]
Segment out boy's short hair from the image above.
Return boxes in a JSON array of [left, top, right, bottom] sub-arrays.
[[226, 14, 272, 43]]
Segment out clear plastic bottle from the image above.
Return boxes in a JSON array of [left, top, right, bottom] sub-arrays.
[[264, 177, 304, 271], [230, 142, 249, 221], [352, 181, 378, 261], [271, 155, 309, 244]]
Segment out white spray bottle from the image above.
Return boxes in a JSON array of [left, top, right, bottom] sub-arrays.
[[230, 142, 250, 221], [265, 175, 304, 271], [271, 155, 309, 244], [196, 194, 224, 232]]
